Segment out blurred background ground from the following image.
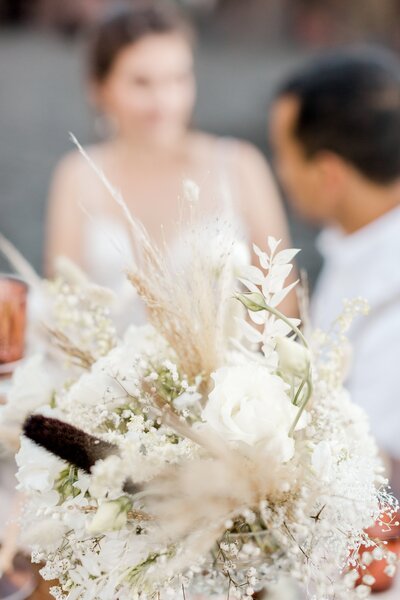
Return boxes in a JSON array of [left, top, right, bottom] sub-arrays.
[[1, 0, 399, 282]]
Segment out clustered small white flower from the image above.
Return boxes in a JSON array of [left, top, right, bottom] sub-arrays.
[[46, 271, 117, 362], [11, 236, 398, 600]]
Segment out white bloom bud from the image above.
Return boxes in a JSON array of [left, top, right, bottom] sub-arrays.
[[224, 519, 234, 529], [87, 498, 130, 534], [311, 441, 332, 482], [246, 587, 254, 596], [86, 283, 116, 307], [243, 509, 256, 524], [183, 179, 200, 203], [241, 543, 253, 555], [362, 574, 376, 586], [275, 336, 310, 378], [355, 584, 371, 598], [236, 292, 266, 312], [384, 564, 396, 577], [361, 552, 373, 566], [372, 547, 383, 561]]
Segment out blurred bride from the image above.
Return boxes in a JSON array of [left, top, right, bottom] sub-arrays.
[[46, 1, 295, 325]]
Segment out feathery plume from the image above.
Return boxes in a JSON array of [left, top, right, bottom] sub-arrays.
[[69, 134, 237, 380]]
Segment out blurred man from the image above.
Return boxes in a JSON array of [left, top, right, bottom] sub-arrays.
[[269, 48, 400, 493]]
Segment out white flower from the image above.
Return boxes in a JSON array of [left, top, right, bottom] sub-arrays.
[[87, 498, 131, 534], [16, 437, 63, 493], [384, 564, 396, 577], [24, 518, 68, 550], [54, 256, 116, 307], [89, 455, 126, 499], [202, 365, 303, 462], [122, 324, 166, 354], [311, 441, 333, 482], [173, 391, 202, 410], [68, 369, 120, 409], [355, 584, 371, 598], [182, 179, 200, 203], [0, 355, 53, 426], [362, 574, 376, 586], [275, 336, 310, 378]]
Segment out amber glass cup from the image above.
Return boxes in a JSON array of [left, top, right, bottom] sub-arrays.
[[0, 274, 28, 366], [357, 511, 400, 592]]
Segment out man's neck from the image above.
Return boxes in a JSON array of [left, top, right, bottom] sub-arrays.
[[335, 179, 400, 234]]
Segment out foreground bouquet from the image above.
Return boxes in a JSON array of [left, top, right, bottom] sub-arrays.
[[3, 182, 398, 600]]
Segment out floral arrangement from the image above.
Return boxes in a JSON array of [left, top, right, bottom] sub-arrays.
[[2, 166, 398, 599]]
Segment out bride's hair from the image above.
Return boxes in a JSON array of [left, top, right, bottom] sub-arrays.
[[87, 1, 195, 83], [275, 47, 400, 184]]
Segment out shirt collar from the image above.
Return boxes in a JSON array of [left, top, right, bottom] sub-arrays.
[[317, 205, 400, 266]]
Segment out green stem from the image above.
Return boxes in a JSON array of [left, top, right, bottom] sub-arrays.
[[289, 371, 313, 437], [262, 304, 309, 348], [236, 292, 313, 437], [293, 377, 307, 407], [236, 293, 308, 348]]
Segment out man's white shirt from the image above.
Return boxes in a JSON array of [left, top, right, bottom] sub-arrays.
[[312, 205, 400, 458]]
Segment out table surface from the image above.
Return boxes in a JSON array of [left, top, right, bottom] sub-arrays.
[[28, 574, 53, 600], [27, 577, 400, 600]]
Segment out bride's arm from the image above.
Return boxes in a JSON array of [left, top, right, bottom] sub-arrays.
[[235, 142, 299, 317], [45, 153, 85, 277]]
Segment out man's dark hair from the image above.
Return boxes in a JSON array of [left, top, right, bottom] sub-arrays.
[[276, 48, 400, 184]]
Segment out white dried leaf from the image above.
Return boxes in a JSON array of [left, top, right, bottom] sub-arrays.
[[273, 248, 300, 265], [248, 310, 267, 326], [253, 244, 270, 269], [270, 280, 299, 308], [235, 317, 263, 344], [240, 265, 265, 285], [268, 236, 281, 255], [238, 278, 260, 294]]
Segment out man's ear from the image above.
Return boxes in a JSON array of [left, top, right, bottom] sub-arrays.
[[315, 151, 349, 200]]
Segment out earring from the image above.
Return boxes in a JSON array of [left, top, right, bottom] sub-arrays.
[[93, 113, 118, 140]]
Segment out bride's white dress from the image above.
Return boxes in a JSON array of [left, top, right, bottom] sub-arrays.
[[81, 146, 251, 329]]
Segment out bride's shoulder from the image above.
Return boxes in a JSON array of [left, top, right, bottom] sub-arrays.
[[51, 143, 110, 187], [223, 138, 271, 173], [192, 132, 270, 172], [49, 144, 109, 211]]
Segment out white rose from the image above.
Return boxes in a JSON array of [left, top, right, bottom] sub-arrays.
[[0, 354, 53, 426], [16, 437, 63, 493], [202, 365, 303, 462]]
